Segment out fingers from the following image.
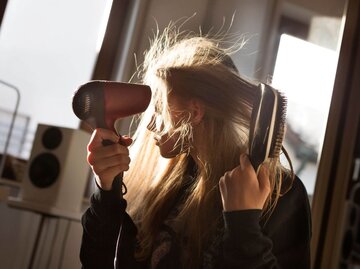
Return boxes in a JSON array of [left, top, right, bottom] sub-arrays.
[[90, 154, 131, 174], [87, 142, 129, 165], [237, 154, 257, 181], [239, 154, 270, 192], [219, 154, 271, 211], [88, 128, 119, 151], [87, 128, 132, 190]]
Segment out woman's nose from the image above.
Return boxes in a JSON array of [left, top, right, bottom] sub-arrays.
[[147, 113, 164, 133]]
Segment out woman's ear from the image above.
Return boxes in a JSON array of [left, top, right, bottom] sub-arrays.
[[188, 99, 205, 125]]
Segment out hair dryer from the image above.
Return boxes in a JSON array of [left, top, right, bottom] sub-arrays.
[[72, 80, 152, 133], [72, 80, 152, 196]]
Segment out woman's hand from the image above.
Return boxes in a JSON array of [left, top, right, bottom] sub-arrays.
[[87, 128, 133, 191], [219, 154, 270, 211]]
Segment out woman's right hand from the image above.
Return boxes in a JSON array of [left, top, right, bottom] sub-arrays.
[[87, 128, 133, 191]]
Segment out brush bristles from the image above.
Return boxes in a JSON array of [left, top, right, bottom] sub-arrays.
[[269, 90, 287, 158]]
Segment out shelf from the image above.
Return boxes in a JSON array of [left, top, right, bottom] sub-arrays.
[[0, 178, 22, 188]]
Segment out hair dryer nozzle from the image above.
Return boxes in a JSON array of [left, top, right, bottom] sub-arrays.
[[72, 80, 152, 131]]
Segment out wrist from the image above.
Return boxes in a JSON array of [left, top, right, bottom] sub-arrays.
[[95, 177, 112, 191]]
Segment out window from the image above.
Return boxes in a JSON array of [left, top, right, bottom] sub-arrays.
[[0, 0, 112, 159], [272, 15, 344, 198]]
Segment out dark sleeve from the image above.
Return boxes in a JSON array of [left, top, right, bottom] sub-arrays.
[[80, 186, 136, 269], [221, 176, 312, 269], [222, 210, 279, 268], [263, 176, 312, 268]]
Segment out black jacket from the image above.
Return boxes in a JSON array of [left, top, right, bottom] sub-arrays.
[[80, 176, 311, 269]]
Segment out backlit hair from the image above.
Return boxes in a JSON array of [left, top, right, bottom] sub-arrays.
[[123, 23, 292, 268]]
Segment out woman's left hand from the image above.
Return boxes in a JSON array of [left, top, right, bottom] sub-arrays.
[[219, 154, 271, 211]]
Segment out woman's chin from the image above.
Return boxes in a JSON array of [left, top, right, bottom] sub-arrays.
[[158, 147, 181, 159], [159, 151, 178, 159]]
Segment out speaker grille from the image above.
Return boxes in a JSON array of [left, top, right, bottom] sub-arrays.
[[42, 127, 62, 150], [29, 153, 60, 188]]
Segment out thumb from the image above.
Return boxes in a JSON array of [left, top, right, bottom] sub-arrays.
[[120, 135, 133, 146], [239, 153, 248, 171]]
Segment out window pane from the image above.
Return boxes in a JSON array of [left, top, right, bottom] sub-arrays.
[[0, 0, 112, 159], [272, 15, 344, 197]]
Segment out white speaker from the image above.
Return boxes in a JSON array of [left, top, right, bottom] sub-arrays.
[[8, 124, 91, 220]]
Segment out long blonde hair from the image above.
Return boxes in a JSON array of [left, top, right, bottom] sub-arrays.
[[123, 25, 292, 268]]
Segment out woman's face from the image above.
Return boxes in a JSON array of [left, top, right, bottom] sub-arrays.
[[147, 95, 189, 158]]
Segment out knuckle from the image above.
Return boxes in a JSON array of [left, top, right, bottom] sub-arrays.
[[123, 164, 130, 171], [222, 174, 231, 185], [87, 142, 95, 152], [87, 153, 95, 165], [115, 144, 126, 154], [92, 166, 102, 175], [228, 170, 237, 181]]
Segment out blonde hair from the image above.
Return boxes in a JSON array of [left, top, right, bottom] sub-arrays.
[[123, 24, 292, 268]]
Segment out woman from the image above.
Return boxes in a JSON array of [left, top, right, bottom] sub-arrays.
[[80, 26, 312, 269]]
